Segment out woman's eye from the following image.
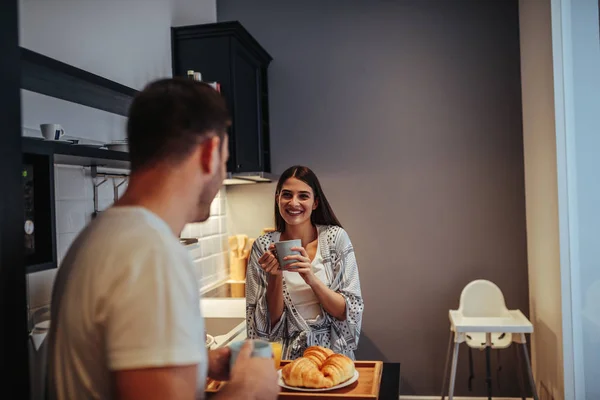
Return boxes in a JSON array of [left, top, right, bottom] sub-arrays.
[[281, 193, 292, 199]]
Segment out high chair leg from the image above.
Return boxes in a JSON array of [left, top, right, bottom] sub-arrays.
[[467, 347, 474, 391], [485, 346, 492, 400], [521, 343, 539, 400], [514, 344, 526, 400], [448, 341, 460, 400], [441, 331, 453, 400]]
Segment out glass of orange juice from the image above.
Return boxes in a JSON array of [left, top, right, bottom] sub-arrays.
[[270, 340, 283, 370]]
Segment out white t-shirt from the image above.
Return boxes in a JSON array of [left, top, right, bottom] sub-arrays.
[[283, 240, 330, 322], [47, 207, 207, 400]]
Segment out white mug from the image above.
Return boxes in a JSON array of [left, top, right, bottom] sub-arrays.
[[274, 239, 302, 269], [40, 124, 65, 141]]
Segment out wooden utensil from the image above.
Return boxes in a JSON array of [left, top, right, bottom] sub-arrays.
[[236, 234, 248, 258], [242, 238, 255, 259], [228, 236, 238, 255], [261, 227, 276, 235], [230, 257, 246, 281], [230, 236, 252, 281]]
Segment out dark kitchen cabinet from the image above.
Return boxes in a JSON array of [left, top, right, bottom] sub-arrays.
[[171, 21, 273, 174]]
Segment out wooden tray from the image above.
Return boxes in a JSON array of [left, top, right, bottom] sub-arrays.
[[206, 360, 383, 399]]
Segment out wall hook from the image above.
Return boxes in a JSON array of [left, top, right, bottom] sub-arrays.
[[91, 166, 129, 218], [113, 177, 127, 204]]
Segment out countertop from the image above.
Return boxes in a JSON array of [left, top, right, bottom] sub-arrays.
[[200, 279, 246, 318], [379, 362, 401, 400], [209, 320, 247, 349]]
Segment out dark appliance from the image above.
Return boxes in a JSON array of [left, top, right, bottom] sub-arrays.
[[23, 153, 57, 273]]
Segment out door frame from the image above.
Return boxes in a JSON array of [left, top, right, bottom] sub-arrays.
[[551, 0, 600, 398], [0, 0, 30, 395]]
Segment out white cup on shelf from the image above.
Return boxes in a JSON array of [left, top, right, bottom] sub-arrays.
[[40, 124, 65, 141]]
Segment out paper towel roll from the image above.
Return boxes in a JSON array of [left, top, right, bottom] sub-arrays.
[[29, 320, 50, 400], [30, 331, 47, 351]]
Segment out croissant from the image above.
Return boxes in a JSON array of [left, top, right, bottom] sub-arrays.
[[281, 346, 355, 389], [322, 354, 356, 386], [303, 346, 334, 367]]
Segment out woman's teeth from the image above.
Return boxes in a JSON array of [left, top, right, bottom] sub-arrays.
[[287, 209, 303, 216]]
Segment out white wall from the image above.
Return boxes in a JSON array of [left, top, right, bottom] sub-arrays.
[[226, 183, 276, 239], [19, 0, 222, 320], [518, 1, 564, 398]]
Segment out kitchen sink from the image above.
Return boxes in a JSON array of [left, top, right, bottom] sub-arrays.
[[204, 317, 245, 338]]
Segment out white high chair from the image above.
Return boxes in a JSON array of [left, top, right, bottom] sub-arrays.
[[440, 279, 539, 400]]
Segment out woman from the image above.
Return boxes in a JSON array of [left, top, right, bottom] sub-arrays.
[[246, 166, 364, 360]]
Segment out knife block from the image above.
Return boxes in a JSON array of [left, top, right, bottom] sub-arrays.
[[230, 254, 248, 281]]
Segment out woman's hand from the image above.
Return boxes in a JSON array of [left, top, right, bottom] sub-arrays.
[[257, 244, 282, 276], [284, 247, 317, 286]]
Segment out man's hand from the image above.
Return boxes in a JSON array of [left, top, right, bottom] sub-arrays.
[[216, 340, 279, 400], [208, 347, 231, 381]]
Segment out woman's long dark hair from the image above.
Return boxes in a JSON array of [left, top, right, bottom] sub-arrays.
[[275, 166, 342, 232]]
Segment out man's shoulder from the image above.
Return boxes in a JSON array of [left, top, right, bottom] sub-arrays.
[[64, 208, 185, 270], [85, 213, 169, 249]]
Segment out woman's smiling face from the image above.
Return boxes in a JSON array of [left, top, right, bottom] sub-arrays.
[[277, 177, 318, 228]]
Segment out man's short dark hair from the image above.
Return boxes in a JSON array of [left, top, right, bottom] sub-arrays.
[[126, 77, 231, 172]]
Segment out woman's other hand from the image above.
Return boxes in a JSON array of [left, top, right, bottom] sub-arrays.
[[257, 244, 282, 276], [284, 247, 316, 286]]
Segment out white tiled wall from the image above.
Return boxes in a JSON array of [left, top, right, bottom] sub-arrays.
[[27, 165, 230, 313], [181, 189, 229, 291]]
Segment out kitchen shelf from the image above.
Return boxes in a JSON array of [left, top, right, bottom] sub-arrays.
[[20, 47, 138, 116], [19, 48, 135, 275], [22, 137, 130, 169]]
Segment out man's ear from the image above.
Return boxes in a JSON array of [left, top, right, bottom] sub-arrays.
[[199, 136, 220, 174]]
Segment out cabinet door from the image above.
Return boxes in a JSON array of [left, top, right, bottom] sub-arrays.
[[231, 41, 262, 173], [172, 35, 236, 172]]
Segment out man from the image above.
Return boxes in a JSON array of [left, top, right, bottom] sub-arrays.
[[47, 78, 279, 400]]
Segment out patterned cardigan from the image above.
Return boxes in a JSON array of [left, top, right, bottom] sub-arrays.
[[245, 225, 364, 360]]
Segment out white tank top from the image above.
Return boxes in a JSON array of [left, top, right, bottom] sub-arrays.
[[283, 239, 330, 322]]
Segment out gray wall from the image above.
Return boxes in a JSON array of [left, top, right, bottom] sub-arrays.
[[218, 0, 528, 396], [172, 0, 216, 26]]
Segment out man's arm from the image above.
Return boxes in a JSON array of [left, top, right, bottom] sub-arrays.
[[114, 365, 198, 400], [113, 362, 274, 400]]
